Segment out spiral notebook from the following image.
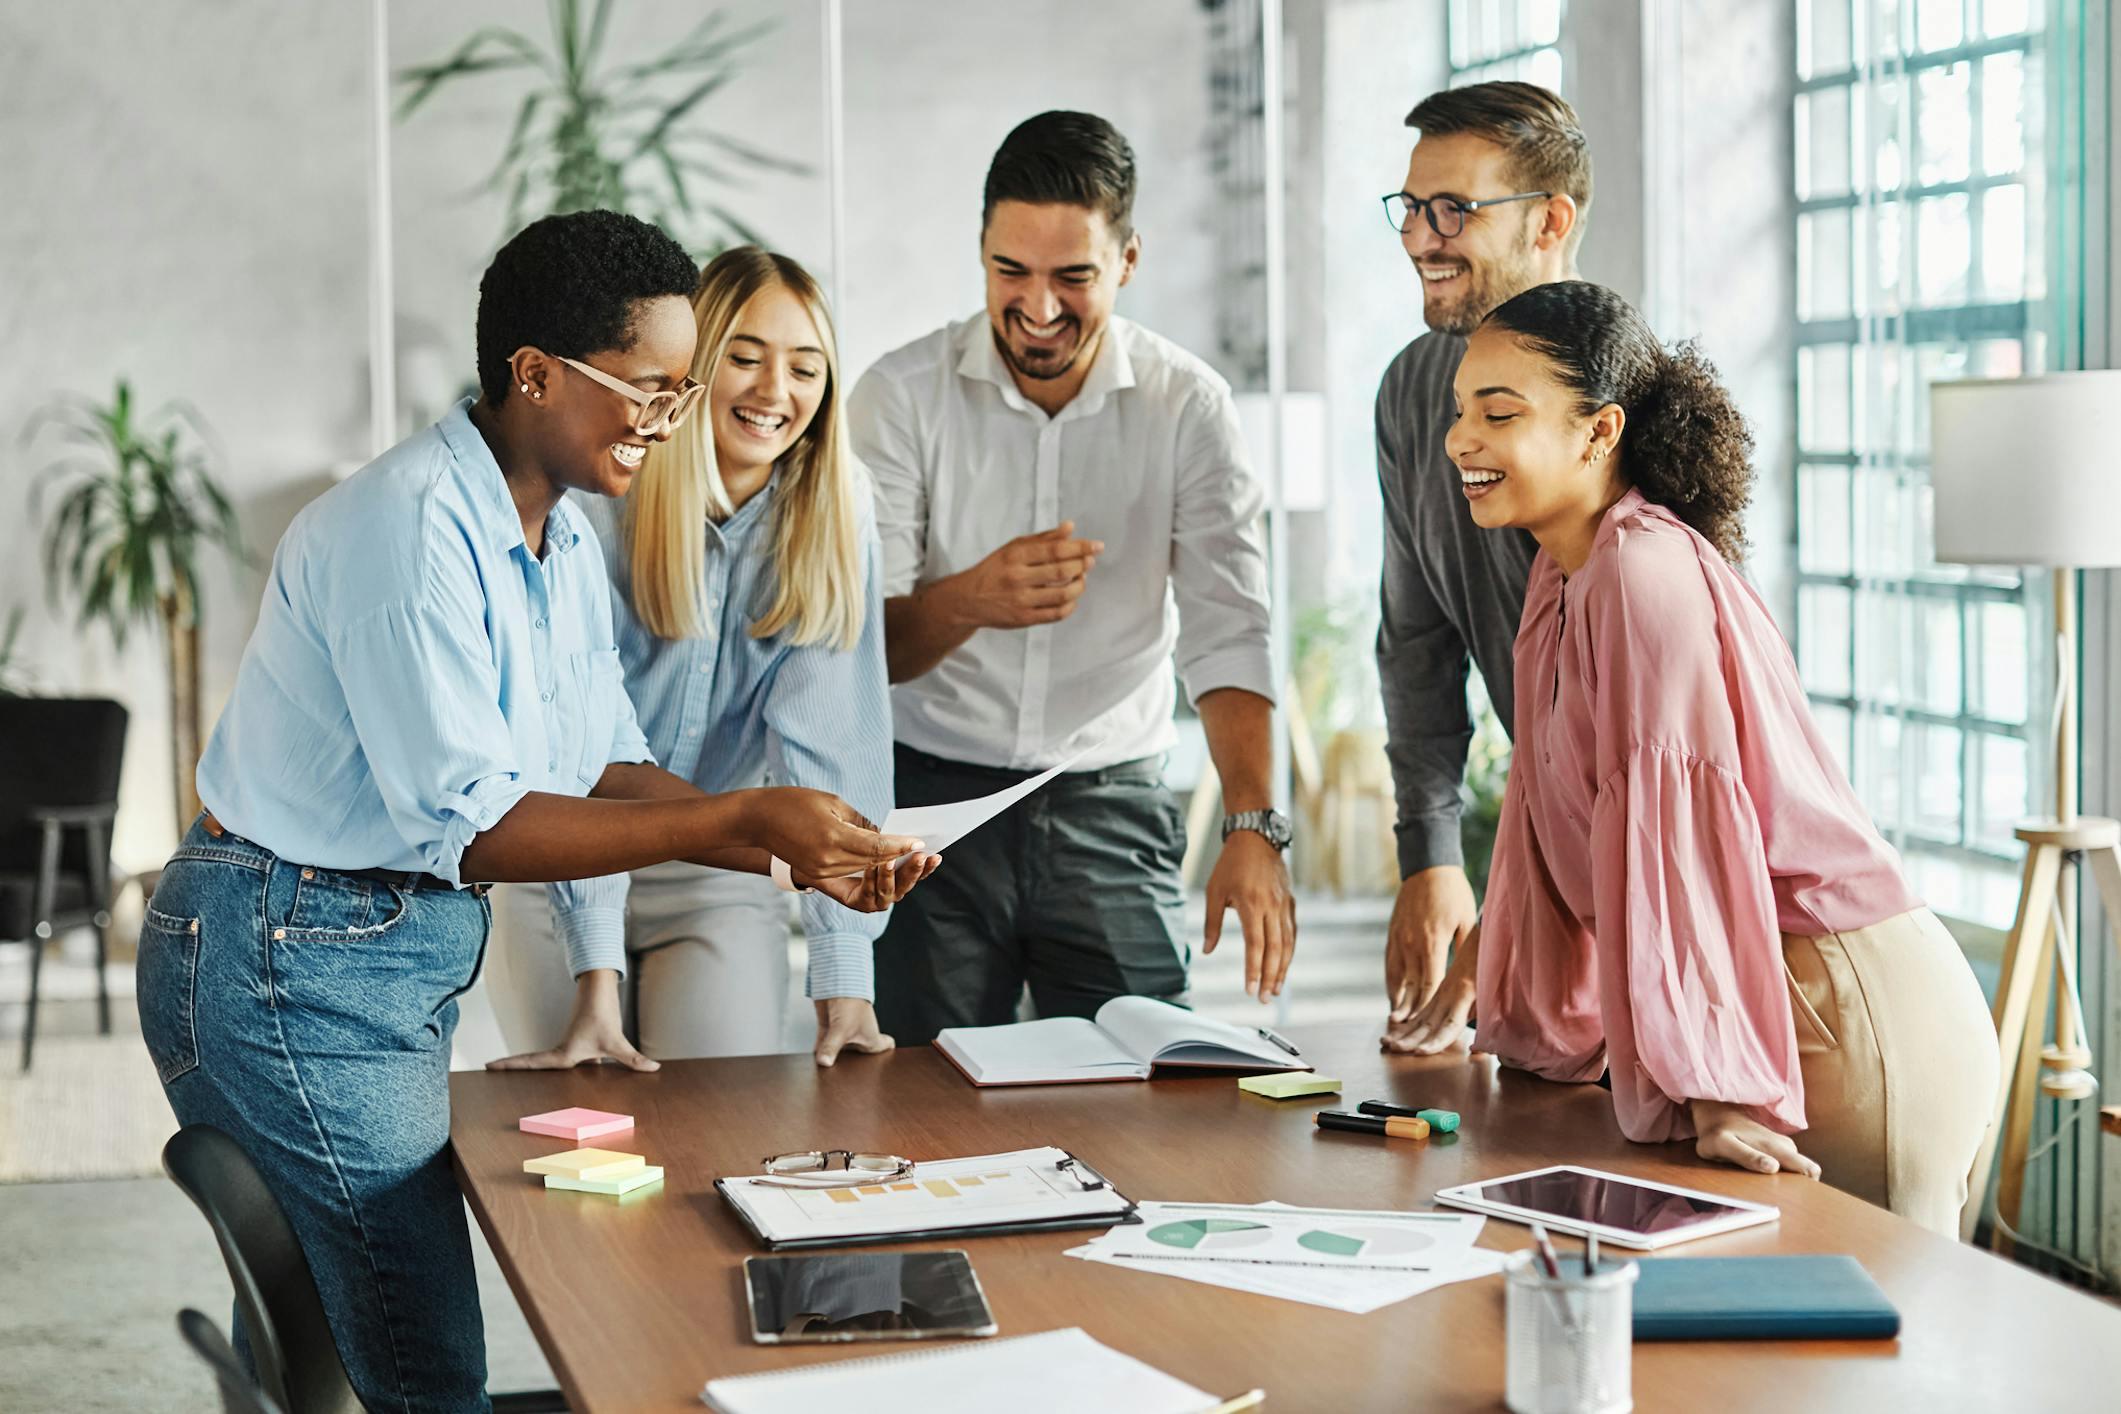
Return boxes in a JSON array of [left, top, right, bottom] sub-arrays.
[[699, 1327, 1215, 1413]]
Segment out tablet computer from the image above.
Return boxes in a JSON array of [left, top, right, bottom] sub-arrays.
[[1435, 1165, 1779, 1250], [742, 1250, 999, 1344]]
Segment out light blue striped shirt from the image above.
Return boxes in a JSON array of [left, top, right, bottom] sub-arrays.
[[197, 401, 654, 978], [556, 478, 893, 1000]]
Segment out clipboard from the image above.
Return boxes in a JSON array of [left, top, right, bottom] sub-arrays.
[[715, 1147, 1141, 1251]]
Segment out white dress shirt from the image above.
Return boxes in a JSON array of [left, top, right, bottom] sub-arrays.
[[848, 313, 1274, 772]]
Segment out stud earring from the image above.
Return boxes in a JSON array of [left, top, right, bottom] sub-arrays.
[[520, 383, 529, 393]]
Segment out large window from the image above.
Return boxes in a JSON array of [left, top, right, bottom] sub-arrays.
[[1447, 0, 1563, 89], [1791, 0, 2052, 928]]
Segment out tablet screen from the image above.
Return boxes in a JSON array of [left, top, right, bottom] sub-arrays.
[[1471, 1169, 1755, 1235], [744, 1250, 997, 1344]]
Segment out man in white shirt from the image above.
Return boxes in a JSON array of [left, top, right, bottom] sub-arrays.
[[849, 110, 1297, 1044]]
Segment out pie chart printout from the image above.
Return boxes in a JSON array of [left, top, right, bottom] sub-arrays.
[[1147, 1218, 1274, 1252], [1294, 1225, 1438, 1259]]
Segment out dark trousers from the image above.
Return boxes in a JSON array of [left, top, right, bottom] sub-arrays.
[[873, 744, 1191, 1046]]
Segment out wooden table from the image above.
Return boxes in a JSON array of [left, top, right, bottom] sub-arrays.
[[451, 1024, 2121, 1412]]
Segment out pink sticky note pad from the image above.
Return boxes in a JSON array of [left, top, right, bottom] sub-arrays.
[[518, 1107, 635, 1142]]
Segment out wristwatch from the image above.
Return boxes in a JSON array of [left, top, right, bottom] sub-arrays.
[[1221, 808, 1293, 852]]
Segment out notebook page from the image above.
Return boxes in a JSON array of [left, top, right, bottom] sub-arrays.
[[936, 1016, 1148, 1082], [1093, 995, 1300, 1069], [700, 1327, 1214, 1414]]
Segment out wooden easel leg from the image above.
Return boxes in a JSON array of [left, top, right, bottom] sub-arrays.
[[2085, 844, 2121, 968], [1963, 841, 2062, 1242], [1994, 905, 2058, 1255]]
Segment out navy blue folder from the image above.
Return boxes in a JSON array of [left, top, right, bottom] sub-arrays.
[[1631, 1256, 1901, 1341]]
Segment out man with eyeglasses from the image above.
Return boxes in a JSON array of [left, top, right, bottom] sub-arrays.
[[1374, 82, 1592, 1050]]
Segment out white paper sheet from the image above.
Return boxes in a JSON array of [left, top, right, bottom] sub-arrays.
[[1063, 1200, 1506, 1314], [881, 742, 1100, 854]]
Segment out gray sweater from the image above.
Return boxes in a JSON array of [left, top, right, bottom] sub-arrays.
[[1374, 331, 1539, 876]]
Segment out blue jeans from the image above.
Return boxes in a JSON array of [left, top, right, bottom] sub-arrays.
[[138, 819, 491, 1414]]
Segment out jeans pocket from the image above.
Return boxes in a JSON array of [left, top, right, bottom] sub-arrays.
[[282, 872, 408, 941], [138, 907, 202, 1083]]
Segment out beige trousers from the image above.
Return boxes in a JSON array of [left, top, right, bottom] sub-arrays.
[[1782, 906, 1999, 1238], [481, 861, 797, 1060]]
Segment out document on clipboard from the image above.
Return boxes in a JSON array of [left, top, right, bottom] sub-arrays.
[[716, 1147, 1137, 1250]]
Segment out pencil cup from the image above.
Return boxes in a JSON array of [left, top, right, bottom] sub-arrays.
[[1502, 1249, 1638, 1414]]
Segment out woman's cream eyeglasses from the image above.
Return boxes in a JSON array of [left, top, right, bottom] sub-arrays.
[[555, 355, 706, 436]]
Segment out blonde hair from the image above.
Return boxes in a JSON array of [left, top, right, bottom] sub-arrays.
[[625, 248, 866, 650]]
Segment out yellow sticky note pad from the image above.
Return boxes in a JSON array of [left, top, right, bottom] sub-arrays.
[[523, 1148, 645, 1181], [544, 1165, 664, 1196], [1239, 1072, 1342, 1099]]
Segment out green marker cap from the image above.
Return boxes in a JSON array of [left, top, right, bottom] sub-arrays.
[[1415, 1109, 1460, 1133]]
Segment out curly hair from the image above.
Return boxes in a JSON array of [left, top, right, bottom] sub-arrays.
[[1481, 280, 1756, 562], [475, 210, 702, 406]]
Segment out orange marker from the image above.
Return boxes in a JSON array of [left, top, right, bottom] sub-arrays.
[[1315, 1110, 1430, 1140]]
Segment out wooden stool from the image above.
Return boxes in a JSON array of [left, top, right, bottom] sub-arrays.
[[1961, 815, 2121, 1248]]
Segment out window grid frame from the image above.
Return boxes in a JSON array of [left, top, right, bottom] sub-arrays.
[[1790, 9, 2042, 884], [1445, 0, 1563, 84]]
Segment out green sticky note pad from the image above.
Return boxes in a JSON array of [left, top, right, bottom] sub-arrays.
[[1239, 1072, 1342, 1099], [544, 1165, 664, 1196]]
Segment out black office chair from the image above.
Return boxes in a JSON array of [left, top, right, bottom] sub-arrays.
[[162, 1124, 571, 1414], [0, 695, 126, 1069], [178, 1308, 289, 1414]]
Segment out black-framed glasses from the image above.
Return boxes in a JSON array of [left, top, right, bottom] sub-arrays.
[[1381, 190, 1551, 238]]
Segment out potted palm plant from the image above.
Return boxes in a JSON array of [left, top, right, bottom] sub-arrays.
[[31, 379, 244, 836], [396, 0, 805, 254]]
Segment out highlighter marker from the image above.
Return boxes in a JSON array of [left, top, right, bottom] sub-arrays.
[[1315, 1110, 1430, 1140], [1356, 1100, 1461, 1133]]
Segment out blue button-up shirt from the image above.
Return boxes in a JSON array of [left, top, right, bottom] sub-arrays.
[[197, 401, 653, 977], [559, 480, 893, 1000]]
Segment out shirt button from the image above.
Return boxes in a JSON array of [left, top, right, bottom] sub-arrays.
[[696, 663, 709, 674], [272, 929, 286, 941], [541, 691, 554, 703], [301, 868, 315, 880], [534, 617, 548, 629], [548, 759, 558, 772]]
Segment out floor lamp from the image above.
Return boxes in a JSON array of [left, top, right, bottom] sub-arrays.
[[1930, 371, 2121, 1248]]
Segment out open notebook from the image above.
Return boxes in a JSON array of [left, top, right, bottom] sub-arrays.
[[934, 995, 1308, 1086], [700, 1327, 1215, 1414]]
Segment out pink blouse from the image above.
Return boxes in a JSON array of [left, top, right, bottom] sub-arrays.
[[1474, 490, 1920, 1143]]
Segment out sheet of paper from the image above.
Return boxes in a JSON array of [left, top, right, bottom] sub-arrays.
[[1066, 1237, 1508, 1314], [880, 742, 1101, 854], [1062, 1200, 1505, 1314], [1083, 1200, 1488, 1272]]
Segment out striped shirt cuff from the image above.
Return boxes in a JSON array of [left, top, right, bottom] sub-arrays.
[[557, 905, 628, 980], [804, 932, 875, 1001]]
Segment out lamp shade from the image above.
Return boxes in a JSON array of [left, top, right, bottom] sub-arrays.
[[1930, 371, 2121, 567]]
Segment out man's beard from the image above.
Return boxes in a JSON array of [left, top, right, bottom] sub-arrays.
[[1419, 240, 1543, 336], [994, 313, 1087, 382]]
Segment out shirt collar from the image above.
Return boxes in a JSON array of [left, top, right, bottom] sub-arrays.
[[954, 314, 1138, 420], [437, 397, 585, 559], [1591, 485, 1652, 556], [707, 470, 778, 546]]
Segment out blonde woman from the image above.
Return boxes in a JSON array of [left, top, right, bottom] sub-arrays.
[[484, 247, 919, 1066]]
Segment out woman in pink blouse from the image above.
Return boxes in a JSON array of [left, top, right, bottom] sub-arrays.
[[1391, 281, 1996, 1235]]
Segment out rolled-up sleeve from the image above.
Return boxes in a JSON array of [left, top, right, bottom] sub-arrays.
[[328, 589, 529, 888], [1170, 384, 1275, 705], [847, 367, 927, 599], [765, 525, 895, 1001]]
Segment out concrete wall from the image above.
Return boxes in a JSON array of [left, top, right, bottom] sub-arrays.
[[1, 4, 373, 871]]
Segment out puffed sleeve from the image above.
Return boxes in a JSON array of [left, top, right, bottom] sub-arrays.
[[1585, 524, 1805, 1142]]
